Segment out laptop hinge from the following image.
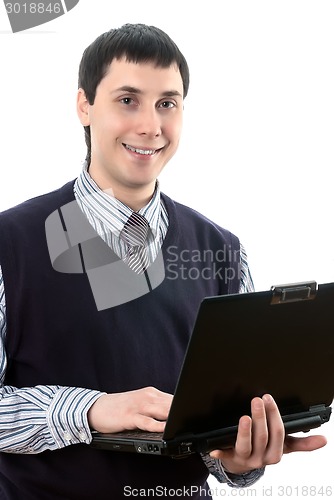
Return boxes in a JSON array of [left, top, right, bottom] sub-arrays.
[[270, 281, 317, 305], [309, 404, 326, 411], [309, 404, 332, 425]]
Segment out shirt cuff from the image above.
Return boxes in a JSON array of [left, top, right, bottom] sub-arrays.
[[47, 386, 104, 448], [201, 453, 265, 487]]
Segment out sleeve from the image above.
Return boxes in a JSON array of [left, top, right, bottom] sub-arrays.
[[0, 265, 103, 454], [201, 453, 265, 487], [239, 243, 255, 293]]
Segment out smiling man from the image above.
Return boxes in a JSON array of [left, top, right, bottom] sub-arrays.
[[0, 24, 326, 499]]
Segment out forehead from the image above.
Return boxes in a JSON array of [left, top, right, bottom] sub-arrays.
[[99, 57, 184, 96]]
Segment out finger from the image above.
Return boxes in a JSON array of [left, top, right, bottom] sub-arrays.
[[233, 414, 253, 459], [284, 434, 327, 454], [261, 394, 285, 463], [249, 397, 269, 456], [133, 413, 167, 432], [209, 416, 252, 469]]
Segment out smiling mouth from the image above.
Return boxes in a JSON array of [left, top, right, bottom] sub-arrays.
[[123, 144, 162, 156]]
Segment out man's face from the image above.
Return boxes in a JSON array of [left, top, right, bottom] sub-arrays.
[[77, 57, 184, 203]]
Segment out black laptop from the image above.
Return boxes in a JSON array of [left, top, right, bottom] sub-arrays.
[[91, 280, 334, 458]]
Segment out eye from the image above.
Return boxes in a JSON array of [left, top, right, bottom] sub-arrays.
[[120, 97, 134, 105], [159, 101, 175, 109]]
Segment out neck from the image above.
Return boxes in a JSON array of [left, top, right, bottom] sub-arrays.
[[87, 166, 156, 211], [111, 187, 154, 211]]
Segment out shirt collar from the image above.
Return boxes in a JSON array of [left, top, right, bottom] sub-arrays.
[[74, 162, 161, 238]]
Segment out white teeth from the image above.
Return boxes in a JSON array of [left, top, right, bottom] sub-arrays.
[[125, 144, 156, 155]]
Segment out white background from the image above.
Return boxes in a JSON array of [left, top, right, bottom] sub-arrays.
[[0, 1, 333, 497]]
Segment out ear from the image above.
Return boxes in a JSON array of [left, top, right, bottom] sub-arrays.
[[77, 88, 91, 126]]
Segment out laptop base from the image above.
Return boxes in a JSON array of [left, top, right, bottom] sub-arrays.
[[91, 405, 331, 458]]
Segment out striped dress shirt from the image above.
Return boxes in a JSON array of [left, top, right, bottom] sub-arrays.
[[0, 166, 259, 486]]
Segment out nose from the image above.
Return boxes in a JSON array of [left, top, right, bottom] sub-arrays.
[[135, 106, 162, 138]]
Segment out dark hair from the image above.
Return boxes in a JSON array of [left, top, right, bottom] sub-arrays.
[[78, 23, 190, 165]]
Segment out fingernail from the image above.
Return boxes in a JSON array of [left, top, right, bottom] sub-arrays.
[[253, 398, 263, 410], [263, 394, 273, 403]]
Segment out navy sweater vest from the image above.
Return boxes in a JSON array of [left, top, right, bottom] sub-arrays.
[[0, 181, 240, 499]]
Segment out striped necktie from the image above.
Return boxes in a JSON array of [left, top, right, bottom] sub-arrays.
[[120, 212, 150, 274]]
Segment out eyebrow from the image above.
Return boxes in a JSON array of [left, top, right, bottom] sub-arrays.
[[111, 86, 183, 98]]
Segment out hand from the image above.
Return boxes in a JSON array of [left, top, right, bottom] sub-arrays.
[[210, 394, 327, 475], [87, 386, 173, 434]]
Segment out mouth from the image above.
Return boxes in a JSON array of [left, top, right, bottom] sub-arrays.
[[123, 144, 163, 156]]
